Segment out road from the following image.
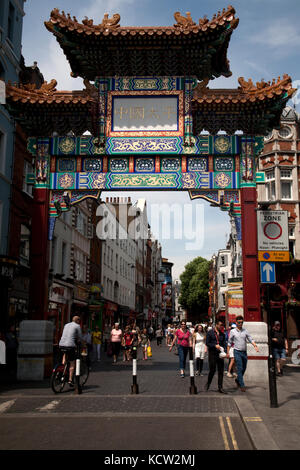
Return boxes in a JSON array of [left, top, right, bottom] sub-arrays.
[[0, 342, 255, 451]]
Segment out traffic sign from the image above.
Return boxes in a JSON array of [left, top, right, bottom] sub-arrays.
[[258, 251, 290, 262], [257, 210, 289, 252], [260, 262, 276, 283]]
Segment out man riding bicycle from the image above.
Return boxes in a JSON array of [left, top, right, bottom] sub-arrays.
[[59, 315, 82, 387]]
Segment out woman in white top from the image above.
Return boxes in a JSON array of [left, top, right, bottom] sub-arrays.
[[193, 324, 207, 376]]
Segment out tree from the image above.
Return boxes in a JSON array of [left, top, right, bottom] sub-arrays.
[[179, 257, 209, 322]]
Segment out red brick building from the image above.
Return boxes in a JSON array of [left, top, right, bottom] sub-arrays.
[[257, 106, 300, 350]]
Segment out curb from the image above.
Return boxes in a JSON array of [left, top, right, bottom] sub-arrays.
[[234, 396, 280, 450]]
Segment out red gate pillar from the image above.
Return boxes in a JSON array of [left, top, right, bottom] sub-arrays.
[[29, 139, 50, 320], [240, 186, 261, 322]]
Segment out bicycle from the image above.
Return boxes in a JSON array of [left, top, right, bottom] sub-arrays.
[[50, 345, 89, 394]]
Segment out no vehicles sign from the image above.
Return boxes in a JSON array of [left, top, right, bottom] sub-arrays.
[[257, 210, 289, 252]]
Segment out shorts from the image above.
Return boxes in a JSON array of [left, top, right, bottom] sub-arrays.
[[273, 348, 286, 360], [59, 347, 76, 362]]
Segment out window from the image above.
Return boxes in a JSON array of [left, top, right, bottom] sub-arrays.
[[74, 250, 87, 282], [61, 242, 67, 275], [265, 168, 276, 201], [220, 255, 227, 266], [222, 293, 226, 307], [51, 237, 57, 271], [221, 273, 226, 286], [279, 126, 292, 139], [0, 129, 7, 174], [20, 225, 30, 266], [23, 160, 33, 196], [76, 210, 88, 236], [280, 168, 292, 200], [7, 3, 15, 42]]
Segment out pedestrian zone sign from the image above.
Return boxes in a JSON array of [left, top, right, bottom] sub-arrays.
[[260, 262, 276, 284], [257, 210, 289, 262]]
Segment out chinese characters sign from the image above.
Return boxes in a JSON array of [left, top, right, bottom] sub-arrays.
[[107, 92, 184, 137]]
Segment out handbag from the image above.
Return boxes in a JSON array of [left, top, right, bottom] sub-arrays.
[[147, 346, 152, 357], [219, 346, 227, 359]]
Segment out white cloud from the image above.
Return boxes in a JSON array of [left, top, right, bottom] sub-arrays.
[[251, 19, 300, 50], [78, 0, 139, 26]]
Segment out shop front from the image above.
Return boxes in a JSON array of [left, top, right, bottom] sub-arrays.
[[72, 284, 89, 325], [48, 281, 73, 345]]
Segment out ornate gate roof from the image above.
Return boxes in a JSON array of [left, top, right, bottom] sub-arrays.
[[44, 7, 239, 80]]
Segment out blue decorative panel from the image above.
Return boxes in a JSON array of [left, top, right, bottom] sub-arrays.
[[57, 158, 76, 172], [109, 158, 129, 172], [161, 158, 181, 172], [214, 157, 234, 171], [187, 157, 208, 171], [83, 158, 102, 172], [135, 158, 155, 172]]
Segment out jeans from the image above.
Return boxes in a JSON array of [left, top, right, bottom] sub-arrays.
[[234, 349, 248, 387], [178, 345, 189, 370]]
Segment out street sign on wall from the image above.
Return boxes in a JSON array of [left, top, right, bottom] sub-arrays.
[[257, 211, 289, 261]]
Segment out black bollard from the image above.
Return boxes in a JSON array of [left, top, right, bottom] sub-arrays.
[[131, 346, 139, 394], [189, 347, 197, 395]]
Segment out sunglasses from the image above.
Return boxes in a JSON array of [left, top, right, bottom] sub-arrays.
[[236, 321, 243, 324]]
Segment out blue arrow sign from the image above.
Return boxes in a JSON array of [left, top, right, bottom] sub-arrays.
[[260, 262, 276, 284]]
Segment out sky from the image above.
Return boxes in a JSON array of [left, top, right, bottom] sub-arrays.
[[20, 0, 300, 279]]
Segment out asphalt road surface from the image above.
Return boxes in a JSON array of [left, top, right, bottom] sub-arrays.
[[0, 342, 254, 451]]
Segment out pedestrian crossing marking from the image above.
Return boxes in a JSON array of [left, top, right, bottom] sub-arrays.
[[0, 400, 15, 413], [36, 400, 60, 412], [244, 417, 263, 422]]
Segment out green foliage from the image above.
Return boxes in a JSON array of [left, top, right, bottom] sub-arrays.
[[179, 257, 209, 320]]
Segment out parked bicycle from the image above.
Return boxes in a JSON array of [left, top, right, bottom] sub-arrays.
[[50, 345, 89, 393]]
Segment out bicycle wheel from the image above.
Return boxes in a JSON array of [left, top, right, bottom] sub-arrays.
[[79, 358, 89, 386], [50, 364, 67, 393]]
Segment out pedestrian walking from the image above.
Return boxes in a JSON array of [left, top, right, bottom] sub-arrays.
[[92, 325, 102, 362], [141, 328, 150, 360], [166, 324, 173, 346], [271, 321, 288, 376], [169, 321, 192, 378], [4, 324, 18, 376], [205, 320, 228, 394], [193, 324, 206, 376], [225, 323, 237, 378], [82, 325, 92, 367], [155, 325, 163, 346], [227, 315, 259, 392], [122, 326, 133, 361], [110, 323, 123, 363]]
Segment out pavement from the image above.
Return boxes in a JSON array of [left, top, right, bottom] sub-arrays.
[[0, 340, 299, 451]]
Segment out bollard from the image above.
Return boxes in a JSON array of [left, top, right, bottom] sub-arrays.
[[131, 346, 139, 394], [189, 347, 197, 395], [75, 346, 82, 395]]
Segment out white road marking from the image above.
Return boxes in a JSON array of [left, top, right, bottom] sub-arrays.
[[36, 400, 60, 412], [0, 400, 15, 413]]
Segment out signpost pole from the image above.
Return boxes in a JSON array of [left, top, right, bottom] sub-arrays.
[[265, 284, 278, 408]]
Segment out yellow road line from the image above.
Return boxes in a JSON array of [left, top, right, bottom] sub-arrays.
[[226, 417, 239, 450], [219, 416, 230, 450]]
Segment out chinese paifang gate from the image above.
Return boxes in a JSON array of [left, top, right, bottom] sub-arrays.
[[3, 7, 296, 380]]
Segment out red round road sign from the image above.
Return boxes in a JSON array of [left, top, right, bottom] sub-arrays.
[[263, 221, 282, 240]]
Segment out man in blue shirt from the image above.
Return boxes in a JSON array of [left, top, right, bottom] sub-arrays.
[[227, 315, 259, 392]]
